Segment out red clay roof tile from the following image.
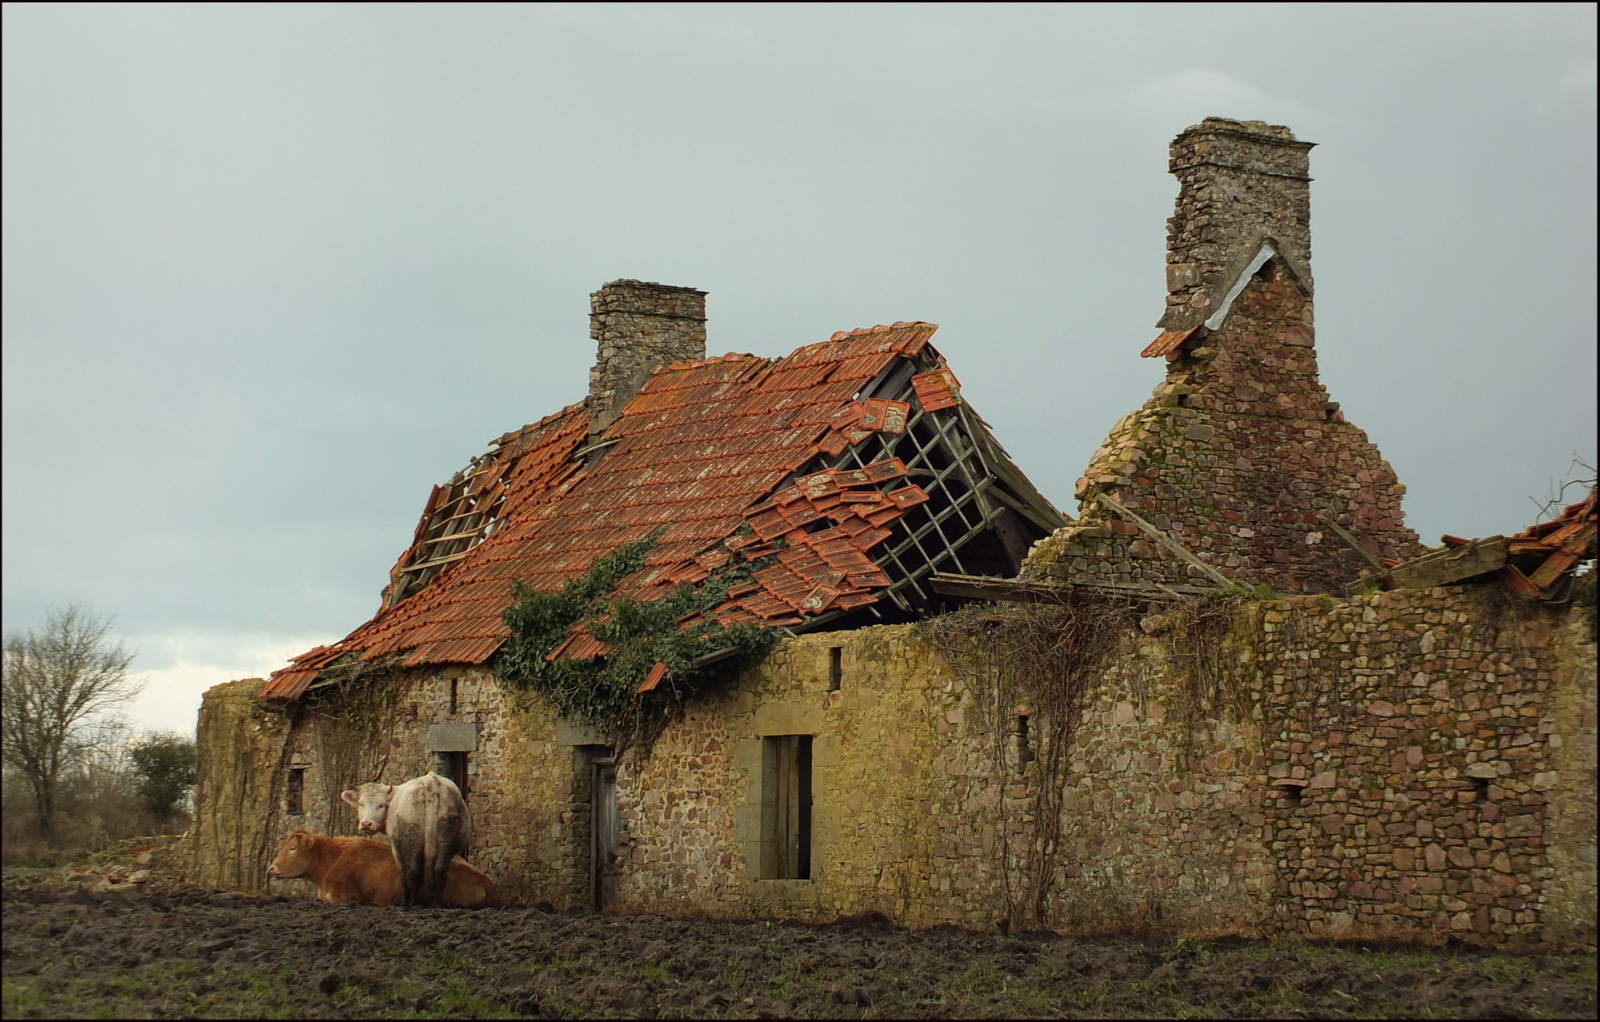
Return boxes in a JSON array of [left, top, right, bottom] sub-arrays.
[[263, 322, 968, 700]]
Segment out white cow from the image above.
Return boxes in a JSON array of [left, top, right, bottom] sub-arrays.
[[341, 772, 470, 908]]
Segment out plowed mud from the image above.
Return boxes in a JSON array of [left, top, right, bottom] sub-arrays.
[[3, 877, 1594, 1019]]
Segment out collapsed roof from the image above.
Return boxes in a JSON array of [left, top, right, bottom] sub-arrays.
[[263, 311, 1065, 701]]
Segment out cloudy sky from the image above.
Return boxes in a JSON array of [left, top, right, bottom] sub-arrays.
[[4, 4, 1595, 735]]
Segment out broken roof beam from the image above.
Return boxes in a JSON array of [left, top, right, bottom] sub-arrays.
[[929, 571, 1214, 603], [1096, 494, 1234, 588], [1350, 535, 1509, 594], [1318, 512, 1389, 575], [958, 404, 1068, 531]]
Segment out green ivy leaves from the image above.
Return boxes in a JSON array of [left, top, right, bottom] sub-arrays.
[[496, 534, 777, 751]]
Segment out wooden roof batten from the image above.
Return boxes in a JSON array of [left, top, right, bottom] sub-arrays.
[[262, 321, 1067, 702]]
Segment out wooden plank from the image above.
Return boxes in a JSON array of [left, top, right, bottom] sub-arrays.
[[1526, 549, 1577, 589], [1096, 495, 1234, 588], [958, 405, 1069, 530], [1498, 563, 1542, 600], [400, 547, 477, 575], [928, 571, 1213, 603], [983, 477, 1063, 534], [1387, 536, 1508, 589], [1318, 513, 1388, 573]]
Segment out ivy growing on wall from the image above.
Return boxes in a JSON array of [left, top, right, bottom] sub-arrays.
[[920, 599, 1137, 929], [496, 533, 778, 753], [919, 589, 1269, 930]]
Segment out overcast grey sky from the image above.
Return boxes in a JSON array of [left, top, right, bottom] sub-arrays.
[[4, 4, 1595, 735]]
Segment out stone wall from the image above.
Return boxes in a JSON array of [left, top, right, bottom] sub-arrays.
[[587, 279, 708, 433], [1026, 118, 1415, 594], [604, 627, 1009, 928], [188, 678, 293, 892], [199, 589, 1594, 947], [1027, 260, 1415, 593], [1047, 587, 1595, 947], [1160, 118, 1315, 332]]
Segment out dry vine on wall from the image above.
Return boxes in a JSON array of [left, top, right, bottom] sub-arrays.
[[304, 662, 411, 837], [920, 599, 1137, 930], [1160, 595, 1255, 766]]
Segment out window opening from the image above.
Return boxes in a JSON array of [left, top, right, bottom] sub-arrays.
[[1469, 776, 1491, 802], [1276, 780, 1306, 808], [286, 768, 305, 815], [449, 678, 459, 715], [761, 735, 813, 880], [1010, 713, 1033, 775], [828, 648, 842, 692]]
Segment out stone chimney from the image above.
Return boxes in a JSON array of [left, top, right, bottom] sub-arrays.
[[1159, 118, 1315, 331], [587, 279, 707, 434]]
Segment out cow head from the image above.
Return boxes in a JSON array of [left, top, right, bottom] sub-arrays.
[[340, 782, 395, 834], [267, 828, 314, 879]]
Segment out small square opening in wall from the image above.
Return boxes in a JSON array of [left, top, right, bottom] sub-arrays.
[[285, 768, 305, 815], [1274, 780, 1306, 808], [828, 647, 842, 692], [761, 735, 812, 880]]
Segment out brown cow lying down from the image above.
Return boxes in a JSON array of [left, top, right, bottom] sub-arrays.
[[267, 828, 494, 908]]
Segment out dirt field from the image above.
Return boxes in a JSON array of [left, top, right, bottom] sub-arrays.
[[3, 844, 1595, 1019]]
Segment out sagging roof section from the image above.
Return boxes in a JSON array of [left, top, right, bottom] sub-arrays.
[[263, 322, 1064, 701]]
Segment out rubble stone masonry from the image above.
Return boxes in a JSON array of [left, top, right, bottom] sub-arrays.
[[1160, 118, 1314, 332], [198, 587, 1594, 948], [587, 279, 707, 434], [1050, 589, 1594, 947], [1027, 119, 1416, 594]]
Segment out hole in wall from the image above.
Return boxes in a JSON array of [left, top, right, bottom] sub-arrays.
[[1469, 776, 1491, 803], [449, 678, 459, 715], [285, 768, 305, 815], [828, 647, 842, 692], [1011, 713, 1033, 775]]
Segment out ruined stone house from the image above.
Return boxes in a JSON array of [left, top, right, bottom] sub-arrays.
[[191, 119, 1595, 946]]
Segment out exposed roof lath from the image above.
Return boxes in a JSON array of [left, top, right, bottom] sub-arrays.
[[263, 322, 1065, 701]]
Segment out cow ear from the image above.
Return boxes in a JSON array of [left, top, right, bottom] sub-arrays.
[[340, 789, 360, 805]]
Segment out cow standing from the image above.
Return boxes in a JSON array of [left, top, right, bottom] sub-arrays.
[[341, 772, 470, 908], [267, 828, 494, 907]]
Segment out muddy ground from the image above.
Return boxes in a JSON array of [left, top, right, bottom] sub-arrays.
[[2, 845, 1595, 1019]]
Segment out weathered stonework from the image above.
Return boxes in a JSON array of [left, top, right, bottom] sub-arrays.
[[1026, 120, 1416, 593], [188, 119, 1590, 949], [188, 678, 292, 892], [587, 279, 707, 434], [1160, 118, 1314, 331], [195, 589, 1595, 948], [1050, 590, 1595, 947]]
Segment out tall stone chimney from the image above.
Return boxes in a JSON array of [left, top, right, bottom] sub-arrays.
[[1158, 118, 1315, 331], [587, 279, 707, 434]]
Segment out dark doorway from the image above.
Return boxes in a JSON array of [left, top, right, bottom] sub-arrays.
[[761, 735, 813, 880], [589, 754, 619, 910], [440, 751, 468, 798]]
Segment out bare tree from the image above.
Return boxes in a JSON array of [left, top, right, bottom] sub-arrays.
[[2, 605, 140, 840]]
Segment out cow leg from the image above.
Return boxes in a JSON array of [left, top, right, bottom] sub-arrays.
[[400, 857, 426, 908], [392, 825, 425, 909], [426, 853, 452, 908]]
